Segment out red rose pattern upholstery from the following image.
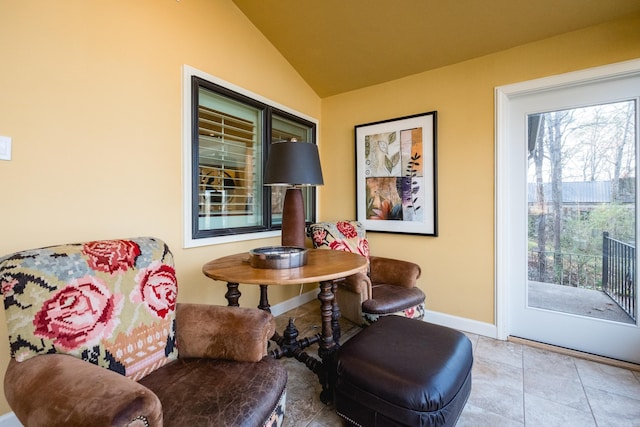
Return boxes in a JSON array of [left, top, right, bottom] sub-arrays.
[[1, 237, 287, 427], [308, 221, 425, 325], [309, 220, 370, 260], [1, 237, 177, 380]]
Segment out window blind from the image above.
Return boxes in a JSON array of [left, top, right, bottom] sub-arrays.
[[198, 105, 257, 218]]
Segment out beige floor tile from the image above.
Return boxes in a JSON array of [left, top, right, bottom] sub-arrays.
[[458, 403, 524, 427], [575, 358, 640, 400], [584, 386, 640, 427], [522, 345, 577, 373], [523, 347, 589, 411], [468, 359, 524, 423], [281, 357, 326, 427], [307, 405, 348, 427], [472, 357, 524, 392], [524, 393, 596, 427], [475, 336, 523, 368], [524, 368, 590, 412]]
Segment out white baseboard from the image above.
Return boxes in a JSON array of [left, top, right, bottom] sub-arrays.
[[0, 412, 21, 427], [268, 289, 499, 340], [268, 289, 318, 317], [423, 309, 498, 339]]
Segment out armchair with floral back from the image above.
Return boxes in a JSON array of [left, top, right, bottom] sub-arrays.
[[308, 221, 425, 325], [0, 237, 287, 427]]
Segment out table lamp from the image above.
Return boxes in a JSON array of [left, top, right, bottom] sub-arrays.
[[264, 140, 324, 248]]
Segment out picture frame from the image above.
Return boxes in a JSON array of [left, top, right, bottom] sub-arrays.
[[355, 111, 438, 236]]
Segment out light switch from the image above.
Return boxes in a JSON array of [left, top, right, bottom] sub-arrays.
[[0, 136, 12, 161]]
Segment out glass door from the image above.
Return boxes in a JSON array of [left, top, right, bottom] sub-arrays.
[[498, 63, 640, 364]]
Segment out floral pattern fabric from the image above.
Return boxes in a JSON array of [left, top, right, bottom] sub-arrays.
[[308, 221, 425, 325], [0, 237, 178, 381], [363, 304, 426, 325], [308, 220, 370, 259]]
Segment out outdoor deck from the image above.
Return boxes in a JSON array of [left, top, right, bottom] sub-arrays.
[[528, 281, 635, 324]]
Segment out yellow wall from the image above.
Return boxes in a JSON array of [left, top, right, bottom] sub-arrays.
[[0, 0, 639, 416], [0, 0, 320, 415], [320, 14, 640, 324]]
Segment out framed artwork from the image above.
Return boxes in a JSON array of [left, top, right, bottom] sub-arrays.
[[355, 111, 438, 236]]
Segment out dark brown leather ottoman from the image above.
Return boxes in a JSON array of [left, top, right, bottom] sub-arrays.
[[335, 316, 473, 427]]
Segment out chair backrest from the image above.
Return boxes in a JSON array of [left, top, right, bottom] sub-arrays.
[[308, 221, 370, 260], [0, 237, 178, 381]]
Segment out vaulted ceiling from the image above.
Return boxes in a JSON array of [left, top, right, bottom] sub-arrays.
[[233, 0, 640, 97]]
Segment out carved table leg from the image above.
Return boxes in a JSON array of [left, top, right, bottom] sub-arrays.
[[317, 279, 340, 403], [266, 278, 343, 403], [317, 279, 337, 358], [224, 282, 241, 307], [258, 284, 271, 312], [331, 280, 341, 344]]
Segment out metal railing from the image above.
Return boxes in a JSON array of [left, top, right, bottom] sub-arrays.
[[602, 232, 636, 322], [528, 233, 636, 322], [528, 250, 603, 290]]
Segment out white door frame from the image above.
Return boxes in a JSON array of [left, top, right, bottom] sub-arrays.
[[495, 58, 640, 341]]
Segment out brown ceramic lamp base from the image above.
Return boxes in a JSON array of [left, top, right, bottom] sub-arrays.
[[281, 187, 306, 248]]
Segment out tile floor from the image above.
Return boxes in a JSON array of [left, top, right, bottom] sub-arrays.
[[275, 301, 640, 427]]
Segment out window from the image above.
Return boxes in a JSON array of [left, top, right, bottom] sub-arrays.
[[183, 66, 318, 247]]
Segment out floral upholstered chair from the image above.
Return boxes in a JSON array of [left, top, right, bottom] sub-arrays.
[[308, 221, 425, 325], [0, 237, 287, 427]]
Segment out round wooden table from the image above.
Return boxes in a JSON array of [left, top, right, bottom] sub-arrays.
[[203, 249, 367, 284], [202, 249, 367, 402]]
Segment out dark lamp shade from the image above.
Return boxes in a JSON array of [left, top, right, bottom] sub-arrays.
[[264, 142, 324, 186]]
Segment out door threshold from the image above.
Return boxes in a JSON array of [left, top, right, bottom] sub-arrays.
[[508, 336, 640, 372]]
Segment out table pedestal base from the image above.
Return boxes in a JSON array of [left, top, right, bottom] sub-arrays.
[[224, 279, 342, 403]]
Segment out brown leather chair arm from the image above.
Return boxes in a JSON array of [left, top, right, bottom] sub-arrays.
[[176, 303, 275, 362], [369, 256, 422, 288], [5, 354, 162, 427], [340, 272, 373, 300]]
